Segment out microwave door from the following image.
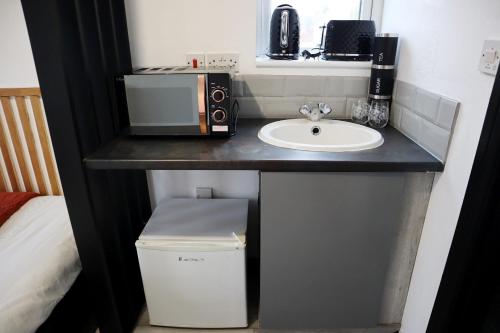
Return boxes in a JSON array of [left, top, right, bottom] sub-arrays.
[[124, 74, 208, 135]]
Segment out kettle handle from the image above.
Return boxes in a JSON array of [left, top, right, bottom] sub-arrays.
[[280, 10, 289, 48]]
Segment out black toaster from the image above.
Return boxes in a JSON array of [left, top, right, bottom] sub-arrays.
[[322, 20, 376, 61]]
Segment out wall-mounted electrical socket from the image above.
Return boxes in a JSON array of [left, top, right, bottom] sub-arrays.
[[186, 53, 206, 68], [206, 53, 240, 72], [479, 40, 500, 76]]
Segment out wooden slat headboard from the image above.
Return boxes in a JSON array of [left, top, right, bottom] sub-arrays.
[[0, 88, 62, 195]]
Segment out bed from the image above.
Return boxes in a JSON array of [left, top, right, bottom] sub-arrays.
[[0, 195, 81, 332], [0, 88, 94, 333]]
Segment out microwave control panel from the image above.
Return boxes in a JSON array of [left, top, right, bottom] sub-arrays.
[[207, 73, 234, 136]]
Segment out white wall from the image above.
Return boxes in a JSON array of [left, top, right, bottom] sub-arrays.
[[125, 0, 255, 72], [147, 171, 259, 209], [0, 0, 38, 87], [124, 0, 369, 76], [382, 1, 500, 332]]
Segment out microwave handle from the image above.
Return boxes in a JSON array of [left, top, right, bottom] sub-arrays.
[[197, 74, 208, 135]]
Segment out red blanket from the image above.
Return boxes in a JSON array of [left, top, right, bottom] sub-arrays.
[[0, 192, 39, 226]]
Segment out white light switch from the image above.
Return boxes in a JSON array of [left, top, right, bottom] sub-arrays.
[[479, 40, 500, 75]]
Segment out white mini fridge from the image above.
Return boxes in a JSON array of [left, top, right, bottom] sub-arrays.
[[135, 198, 248, 328]]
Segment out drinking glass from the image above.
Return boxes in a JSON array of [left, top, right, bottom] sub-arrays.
[[350, 100, 370, 124], [368, 100, 390, 128]]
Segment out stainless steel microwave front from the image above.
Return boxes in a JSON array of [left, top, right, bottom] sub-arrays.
[[123, 74, 209, 135]]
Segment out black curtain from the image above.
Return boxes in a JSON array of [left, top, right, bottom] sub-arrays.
[[427, 67, 500, 331], [20, 1, 151, 332]]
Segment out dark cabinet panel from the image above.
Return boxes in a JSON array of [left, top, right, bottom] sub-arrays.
[[260, 172, 406, 329]]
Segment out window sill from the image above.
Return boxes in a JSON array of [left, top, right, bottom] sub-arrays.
[[255, 56, 372, 69]]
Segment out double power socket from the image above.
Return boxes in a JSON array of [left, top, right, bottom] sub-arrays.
[[186, 53, 239, 72]]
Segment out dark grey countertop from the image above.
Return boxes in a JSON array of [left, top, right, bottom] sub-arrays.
[[84, 118, 444, 172]]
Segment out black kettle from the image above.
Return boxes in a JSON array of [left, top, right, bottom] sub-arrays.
[[268, 4, 300, 60]]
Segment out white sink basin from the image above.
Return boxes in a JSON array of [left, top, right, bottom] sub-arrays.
[[258, 119, 383, 152]]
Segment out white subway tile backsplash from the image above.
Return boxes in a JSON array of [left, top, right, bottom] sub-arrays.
[[232, 79, 245, 97], [324, 77, 346, 97], [436, 98, 459, 130], [237, 97, 265, 118], [343, 77, 369, 97], [235, 75, 367, 120], [242, 75, 285, 97], [390, 103, 404, 129], [420, 119, 451, 161], [395, 81, 417, 109], [392, 80, 460, 162], [414, 88, 440, 122], [284, 76, 326, 97], [400, 108, 422, 142], [392, 80, 399, 100], [261, 97, 306, 118]]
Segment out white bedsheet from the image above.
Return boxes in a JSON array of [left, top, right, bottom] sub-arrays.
[[0, 196, 81, 333]]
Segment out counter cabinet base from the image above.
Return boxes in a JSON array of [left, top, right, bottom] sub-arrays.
[[259, 172, 433, 330]]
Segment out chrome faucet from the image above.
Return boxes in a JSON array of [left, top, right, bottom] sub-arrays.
[[299, 103, 333, 121]]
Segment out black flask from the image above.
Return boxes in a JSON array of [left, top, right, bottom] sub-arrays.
[[372, 33, 399, 66], [369, 33, 399, 102]]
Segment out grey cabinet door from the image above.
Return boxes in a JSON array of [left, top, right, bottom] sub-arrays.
[[260, 172, 406, 329]]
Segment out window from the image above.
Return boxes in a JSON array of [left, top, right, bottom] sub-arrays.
[[256, 0, 384, 57]]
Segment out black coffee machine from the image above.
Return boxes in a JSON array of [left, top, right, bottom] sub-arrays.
[[268, 4, 300, 60]]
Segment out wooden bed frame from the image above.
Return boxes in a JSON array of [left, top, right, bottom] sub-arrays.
[[0, 88, 96, 332], [0, 88, 61, 195]]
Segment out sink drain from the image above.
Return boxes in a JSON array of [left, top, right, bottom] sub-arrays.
[[311, 126, 321, 136]]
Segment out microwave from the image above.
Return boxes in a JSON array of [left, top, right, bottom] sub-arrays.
[[119, 67, 236, 136]]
